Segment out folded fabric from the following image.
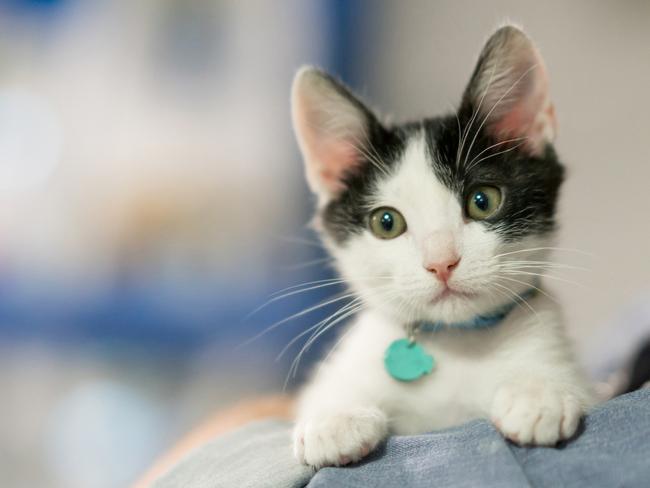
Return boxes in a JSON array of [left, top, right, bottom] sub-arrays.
[[152, 420, 312, 488], [153, 389, 650, 488]]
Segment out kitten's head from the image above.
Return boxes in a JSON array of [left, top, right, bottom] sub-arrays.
[[292, 26, 564, 325]]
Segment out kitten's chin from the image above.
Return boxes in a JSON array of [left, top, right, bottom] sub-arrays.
[[430, 287, 478, 305], [374, 288, 510, 326], [422, 295, 488, 324]]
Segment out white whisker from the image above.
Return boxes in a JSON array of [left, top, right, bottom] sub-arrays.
[[239, 292, 356, 348], [458, 61, 499, 169], [492, 281, 543, 327], [493, 247, 595, 259], [283, 257, 335, 271], [465, 136, 527, 170], [462, 64, 538, 170], [496, 274, 558, 303], [465, 140, 528, 172], [500, 270, 589, 289], [276, 296, 364, 360], [284, 303, 364, 388]]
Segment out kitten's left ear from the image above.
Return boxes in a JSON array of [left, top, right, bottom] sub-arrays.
[[462, 25, 557, 156], [292, 67, 379, 204]]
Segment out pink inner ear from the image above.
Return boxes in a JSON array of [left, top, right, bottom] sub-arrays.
[[491, 100, 538, 141], [315, 139, 362, 193], [292, 83, 367, 198], [488, 66, 557, 156]]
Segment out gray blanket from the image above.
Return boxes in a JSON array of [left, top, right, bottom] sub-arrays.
[[153, 388, 650, 488]]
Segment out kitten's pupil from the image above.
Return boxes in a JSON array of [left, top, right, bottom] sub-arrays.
[[380, 212, 394, 232], [474, 192, 489, 211]]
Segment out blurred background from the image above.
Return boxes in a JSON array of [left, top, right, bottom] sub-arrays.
[[0, 1, 649, 487]]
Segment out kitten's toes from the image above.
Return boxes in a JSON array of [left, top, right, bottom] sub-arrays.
[[491, 383, 583, 446], [293, 407, 388, 469]]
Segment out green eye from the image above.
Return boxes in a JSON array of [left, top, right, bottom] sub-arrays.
[[467, 186, 502, 220], [369, 207, 407, 239]]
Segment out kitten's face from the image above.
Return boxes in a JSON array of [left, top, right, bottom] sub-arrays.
[[323, 121, 562, 324], [293, 26, 564, 325]]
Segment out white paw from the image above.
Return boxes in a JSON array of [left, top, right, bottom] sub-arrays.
[[293, 407, 388, 468], [491, 383, 583, 446]]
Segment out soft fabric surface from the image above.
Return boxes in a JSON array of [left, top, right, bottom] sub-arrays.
[[152, 420, 312, 488], [153, 389, 650, 488]]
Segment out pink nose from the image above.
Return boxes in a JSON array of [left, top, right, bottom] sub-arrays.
[[425, 256, 461, 282]]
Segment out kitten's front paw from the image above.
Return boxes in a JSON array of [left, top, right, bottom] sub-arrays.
[[293, 407, 388, 469], [491, 383, 583, 446]]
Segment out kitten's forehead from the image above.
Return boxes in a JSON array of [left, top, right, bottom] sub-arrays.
[[374, 131, 461, 233]]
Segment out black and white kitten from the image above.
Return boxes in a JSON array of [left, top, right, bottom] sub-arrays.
[[291, 25, 594, 468]]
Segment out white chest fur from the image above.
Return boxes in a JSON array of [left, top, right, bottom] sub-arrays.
[[294, 294, 594, 467]]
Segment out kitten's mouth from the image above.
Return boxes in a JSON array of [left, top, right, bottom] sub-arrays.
[[430, 285, 476, 303]]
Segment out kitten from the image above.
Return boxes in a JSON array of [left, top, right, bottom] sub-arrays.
[[291, 25, 594, 468]]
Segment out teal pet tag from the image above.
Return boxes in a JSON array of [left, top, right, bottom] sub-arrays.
[[384, 338, 435, 382]]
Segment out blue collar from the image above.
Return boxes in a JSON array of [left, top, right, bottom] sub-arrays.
[[416, 287, 538, 333]]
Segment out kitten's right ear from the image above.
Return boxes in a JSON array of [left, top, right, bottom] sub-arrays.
[[461, 25, 557, 156], [292, 67, 377, 203]]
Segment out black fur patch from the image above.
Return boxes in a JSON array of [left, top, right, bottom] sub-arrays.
[[319, 85, 564, 245]]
